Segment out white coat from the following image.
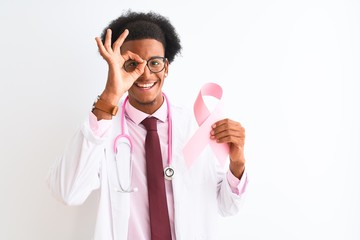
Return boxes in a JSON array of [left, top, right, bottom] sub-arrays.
[[47, 100, 246, 240]]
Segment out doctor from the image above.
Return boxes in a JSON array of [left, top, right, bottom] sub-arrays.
[[47, 10, 248, 240]]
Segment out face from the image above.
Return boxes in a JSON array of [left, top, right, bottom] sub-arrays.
[[121, 39, 168, 114]]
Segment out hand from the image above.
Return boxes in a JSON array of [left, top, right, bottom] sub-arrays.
[[210, 118, 246, 179], [95, 29, 147, 105]]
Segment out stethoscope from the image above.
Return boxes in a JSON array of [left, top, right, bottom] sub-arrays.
[[113, 94, 175, 193]]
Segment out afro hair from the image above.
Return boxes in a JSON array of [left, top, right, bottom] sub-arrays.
[[100, 10, 182, 64]]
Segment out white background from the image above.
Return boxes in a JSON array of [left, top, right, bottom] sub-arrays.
[[1, 0, 359, 239]]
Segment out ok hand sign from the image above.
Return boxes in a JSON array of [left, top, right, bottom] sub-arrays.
[[95, 29, 146, 105]]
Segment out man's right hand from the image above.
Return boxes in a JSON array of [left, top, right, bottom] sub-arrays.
[[93, 29, 146, 119]]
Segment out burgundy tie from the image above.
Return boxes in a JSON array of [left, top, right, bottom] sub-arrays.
[[142, 117, 172, 240]]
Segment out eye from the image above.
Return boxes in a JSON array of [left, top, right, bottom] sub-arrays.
[[149, 59, 161, 66], [127, 60, 138, 67], [124, 60, 138, 72], [146, 57, 166, 73]]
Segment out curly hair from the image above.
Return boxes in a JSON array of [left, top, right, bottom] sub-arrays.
[[100, 10, 182, 64]]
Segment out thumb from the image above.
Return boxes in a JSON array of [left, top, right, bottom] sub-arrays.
[[131, 60, 147, 78]]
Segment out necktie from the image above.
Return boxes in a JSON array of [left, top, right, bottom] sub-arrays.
[[142, 117, 172, 240]]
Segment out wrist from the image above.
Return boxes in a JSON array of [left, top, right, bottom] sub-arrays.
[[92, 108, 113, 120], [229, 160, 245, 180], [92, 95, 119, 117], [105, 67, 127, 101], [100, 90, 122, 106]]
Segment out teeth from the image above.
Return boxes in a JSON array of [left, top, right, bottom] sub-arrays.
[[136, 82, 155, 88]]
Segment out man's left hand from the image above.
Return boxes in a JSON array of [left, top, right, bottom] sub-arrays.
[[211, 118, 245, 179]]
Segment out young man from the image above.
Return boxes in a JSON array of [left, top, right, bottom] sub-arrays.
[[47, 10, 248, 240]]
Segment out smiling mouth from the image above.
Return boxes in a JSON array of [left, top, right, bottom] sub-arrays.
[[135, 82, 157, 89]]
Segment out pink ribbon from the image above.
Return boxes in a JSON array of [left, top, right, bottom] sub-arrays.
[[183, 82, 229, 168]]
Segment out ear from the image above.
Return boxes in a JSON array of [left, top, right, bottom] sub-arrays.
[[164, 58, 169, 77]]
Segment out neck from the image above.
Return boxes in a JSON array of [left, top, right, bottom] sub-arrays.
[[128, 95, 164, 115]]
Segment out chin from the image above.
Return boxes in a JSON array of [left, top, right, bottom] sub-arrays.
[[136, 98, 157, 106]]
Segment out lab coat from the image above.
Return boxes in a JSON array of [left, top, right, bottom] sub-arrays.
[[47, 100, 246, 240]]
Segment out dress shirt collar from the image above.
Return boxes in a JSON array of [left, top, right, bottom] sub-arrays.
[[125, 95, 168, 125]]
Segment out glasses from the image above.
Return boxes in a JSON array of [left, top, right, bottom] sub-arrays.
[[123, 56, 167, 73]]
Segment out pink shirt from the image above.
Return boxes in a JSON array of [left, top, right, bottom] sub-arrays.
[[89, 99, 248, 239]]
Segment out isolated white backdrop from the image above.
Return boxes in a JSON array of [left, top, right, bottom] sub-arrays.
[[0, 0, 359, 239]]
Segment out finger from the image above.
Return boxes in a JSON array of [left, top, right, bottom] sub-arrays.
[[134, 59, 147, 73], [212, 119, 243, 134], [213, 124, 245, 138], [210, 121, 245, 143], [212, 130, 245, 148], [104, 29, 113, 53], [113, 29, 129, 52], [95, 37, 110, 59], [211, 127, 243, 140], [129, 60, 147, 79], [121, 51, 146, 79], [216, 134, 244, 145], [123, 51, 144, 62], [212, 118, 240, 129]]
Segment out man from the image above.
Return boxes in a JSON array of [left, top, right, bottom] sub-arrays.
[[47, 10, 248, 240]]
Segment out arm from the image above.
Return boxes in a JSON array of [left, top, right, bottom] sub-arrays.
[[47, 28, 146, 205], [46, 116, 110, 205]]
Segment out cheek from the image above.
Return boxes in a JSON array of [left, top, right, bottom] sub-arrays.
[[155, 72, 166, 81]]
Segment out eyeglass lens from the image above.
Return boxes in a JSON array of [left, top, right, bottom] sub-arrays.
[[124, 57, 166, 73]]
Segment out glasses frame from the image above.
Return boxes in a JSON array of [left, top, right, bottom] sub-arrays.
[[123, 56, 167, 73]]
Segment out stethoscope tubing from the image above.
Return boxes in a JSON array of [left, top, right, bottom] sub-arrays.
[[114, 94, 172, 164], [113, 93, 173, 193]]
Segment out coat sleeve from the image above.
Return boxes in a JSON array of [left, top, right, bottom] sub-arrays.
[[46, 116, 110, 206], [216, 163, 249, 217]]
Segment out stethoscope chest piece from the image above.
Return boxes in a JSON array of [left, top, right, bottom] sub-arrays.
[[164, 166, 174, 180]]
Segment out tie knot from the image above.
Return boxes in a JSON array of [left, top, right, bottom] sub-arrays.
[[142, 117, 158, 131]]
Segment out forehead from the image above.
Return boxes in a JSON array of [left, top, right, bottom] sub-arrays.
[[120, 39, 165, 59]]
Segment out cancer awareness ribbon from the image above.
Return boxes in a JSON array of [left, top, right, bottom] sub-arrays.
[[183, 82, 229, 168]]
